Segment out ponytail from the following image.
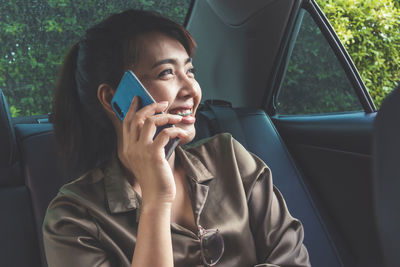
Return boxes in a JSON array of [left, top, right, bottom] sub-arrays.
[[52, 43, 84, 169], [52, 43, 115, 174]]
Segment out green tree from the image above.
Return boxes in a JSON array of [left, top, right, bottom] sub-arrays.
[[277, 10, 363, 115], [0, 0, 190, 117], [316, 0, 400, 108]]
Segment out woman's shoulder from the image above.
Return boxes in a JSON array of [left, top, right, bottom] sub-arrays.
[[58, 167, 105, 200], [45, 165, 108, 217], [42, 166, 111, 259]]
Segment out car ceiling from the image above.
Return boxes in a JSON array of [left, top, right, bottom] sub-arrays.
[[187, 0, 297, 108]]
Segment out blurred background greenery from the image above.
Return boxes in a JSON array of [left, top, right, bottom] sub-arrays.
[[0, 0, 399, 116], [316, 0, 400, 108], [276, 10, 365, 115], [0, 0, 190, 117]]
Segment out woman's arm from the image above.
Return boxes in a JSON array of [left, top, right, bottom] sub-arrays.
[[117, 97, 189, 267], [131, 203, 173, 267], [248, 169, 310, 267], [43, 194, 120, 267], [228, 137, 310, 267]]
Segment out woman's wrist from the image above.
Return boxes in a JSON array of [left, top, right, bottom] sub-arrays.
[[141, 200, 173, 216], [141, 186, 176, 206]]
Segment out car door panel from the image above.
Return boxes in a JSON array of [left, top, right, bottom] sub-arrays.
[[272, 113, 382, 266]]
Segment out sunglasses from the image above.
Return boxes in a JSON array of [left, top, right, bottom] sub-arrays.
[[198, 225, 225, 266]]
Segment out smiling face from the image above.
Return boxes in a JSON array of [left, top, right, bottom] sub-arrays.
[[131, 32, 202, 144]]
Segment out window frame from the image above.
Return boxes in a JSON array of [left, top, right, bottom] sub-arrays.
[[183, 0, 196, 27], [266, 0, 376, 117]]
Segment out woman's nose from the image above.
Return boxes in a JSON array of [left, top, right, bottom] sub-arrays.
[[178, 74, 197, 97]]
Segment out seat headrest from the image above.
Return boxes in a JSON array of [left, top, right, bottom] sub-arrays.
[[0, 89, 18, 169]]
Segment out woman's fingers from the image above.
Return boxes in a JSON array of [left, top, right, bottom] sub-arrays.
[[139, 114, 183, 143], [135, 101, 169, 119], [123, 98, 169, 141], [124, 95, 140, 124], [124, 97, 168, 127], [152, 127, 188, 151]]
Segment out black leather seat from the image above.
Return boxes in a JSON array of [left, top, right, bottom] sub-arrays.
[[14, 123, 74, 266], [0, 89, 42, 267], [373, 87, 400, 267]]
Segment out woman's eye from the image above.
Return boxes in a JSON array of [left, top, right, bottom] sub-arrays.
[[187, 67, 195, 76], [158, 69, 173, 77]]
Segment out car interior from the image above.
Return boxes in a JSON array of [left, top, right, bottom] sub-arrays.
[[373, 86, 400, 267], [0, 0, 397, 266]]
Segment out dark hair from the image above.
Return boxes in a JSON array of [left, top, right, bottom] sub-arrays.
[[52, 9, 196, 173]]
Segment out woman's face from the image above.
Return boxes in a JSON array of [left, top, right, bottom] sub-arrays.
[[131, 32, 201, 144]]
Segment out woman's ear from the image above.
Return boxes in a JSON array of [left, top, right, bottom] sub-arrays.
[[97, 83, 116, 116], [98, 83, 123, 135]]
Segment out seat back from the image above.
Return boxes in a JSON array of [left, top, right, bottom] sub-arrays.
[[373, 87, 400, 267], [15, 123, 75, 266], [0, 89, 21, 186], [0, 89, 42, 267]]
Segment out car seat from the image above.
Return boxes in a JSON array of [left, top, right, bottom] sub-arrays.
[[0, 89, 43, 267], [373, 86, 400, 267]]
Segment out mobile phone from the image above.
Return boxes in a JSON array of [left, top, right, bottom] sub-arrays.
[[111, 70, 180, 160]]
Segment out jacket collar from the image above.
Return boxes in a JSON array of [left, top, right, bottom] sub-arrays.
[[103, 145, 214, 217], [175, 145, 214, 183], [103, 157, 141, 215]]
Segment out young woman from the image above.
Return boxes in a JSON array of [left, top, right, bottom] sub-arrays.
[[43, 9, 310, 267]]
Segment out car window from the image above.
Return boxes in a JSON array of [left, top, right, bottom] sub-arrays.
[[0, 0, 192, 117], [275, 9, 363, 115]]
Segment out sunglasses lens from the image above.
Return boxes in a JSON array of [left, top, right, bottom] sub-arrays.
[[201, 230, 224, 266]]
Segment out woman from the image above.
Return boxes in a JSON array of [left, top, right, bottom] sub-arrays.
[[43, 9, 310, 267]]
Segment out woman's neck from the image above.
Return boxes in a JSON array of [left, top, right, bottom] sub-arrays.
[[168, 151, 176, 172]]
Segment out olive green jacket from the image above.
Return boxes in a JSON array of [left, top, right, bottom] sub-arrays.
[[43, 133, 310, 267]]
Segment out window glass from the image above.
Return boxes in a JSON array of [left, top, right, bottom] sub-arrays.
[[0, 0, 192, 117], [275, 10, 363, 115]]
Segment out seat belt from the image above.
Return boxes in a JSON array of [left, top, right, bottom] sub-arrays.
[[200, 100, 248, 148]]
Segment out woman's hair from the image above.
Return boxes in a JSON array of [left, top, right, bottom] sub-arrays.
[[52, 9, 196, 173]]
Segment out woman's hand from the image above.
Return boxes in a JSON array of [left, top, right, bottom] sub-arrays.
[[117, 96, 188, 207]]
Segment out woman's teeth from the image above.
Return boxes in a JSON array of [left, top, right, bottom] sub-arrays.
[[171, 109, 192, 116], [177, 112, 191, 116]]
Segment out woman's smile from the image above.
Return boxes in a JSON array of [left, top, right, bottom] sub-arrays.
[[167, 105, 196, 124]]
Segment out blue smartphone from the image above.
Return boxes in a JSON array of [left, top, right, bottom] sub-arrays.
[[111, 70, 180, 160]]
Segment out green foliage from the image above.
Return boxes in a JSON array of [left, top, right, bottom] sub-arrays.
[[316, 0, 400, 108], [0, 0, 190, 117], [277, 11, 363, 115]]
